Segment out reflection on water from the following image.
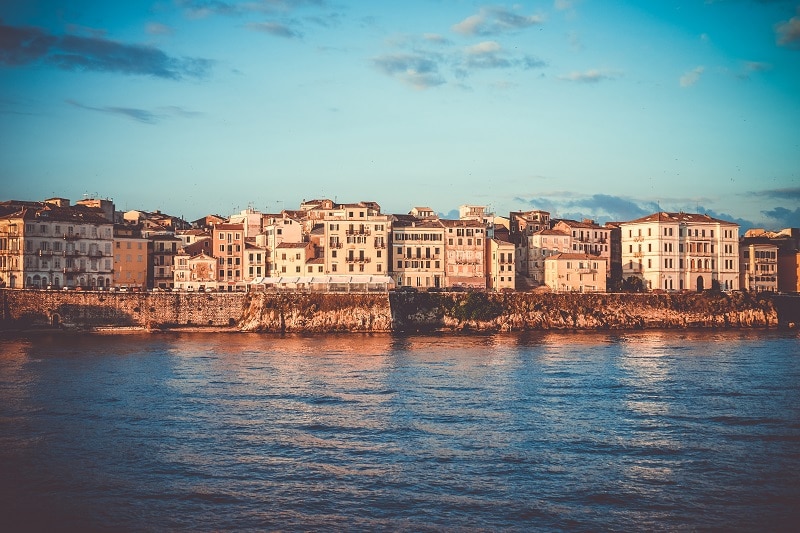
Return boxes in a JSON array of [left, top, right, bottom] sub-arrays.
[[1, 330, 799, 531]]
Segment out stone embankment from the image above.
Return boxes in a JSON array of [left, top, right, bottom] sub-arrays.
[[390, 291, 782, 332], [0, 288, 792, 333]]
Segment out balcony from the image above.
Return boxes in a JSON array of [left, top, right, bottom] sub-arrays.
[[345, 256, 371, 263], [345, 229, 371, 236], [88, 250, 104, 257], [329, 242, 343, 249], [63, 250, 79, 256], [38, 250, 54, 256], [63, 266, 84, 273], [63, 233, 80, 240]]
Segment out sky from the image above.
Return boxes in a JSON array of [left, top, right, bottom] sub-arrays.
[[1, 0, 799, 230]]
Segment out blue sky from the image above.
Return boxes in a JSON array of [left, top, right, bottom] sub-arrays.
[[1, 0, 799, 230]]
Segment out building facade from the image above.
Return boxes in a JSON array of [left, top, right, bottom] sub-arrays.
[[486, 237, 515, 291], [113, 224, 148, 289], [391, 216, 445, 289], [0, 199, 114, 289], [544, 253, 607, 293], [441, 219, 486, 289], [621, 212, 739, 291]]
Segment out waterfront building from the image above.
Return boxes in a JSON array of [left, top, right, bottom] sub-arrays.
[[486, 231, 515, 291], [390, 215, 445, 290], [273, 242, 315, 276], [544, 253, 607, 292], [740, 241, 779, 292], [441, 219, 487, 289], [113, 224, 148, 290], [553, 219, 611, 258], [173, 251, 217, 292], [522, 228, 572, 286], [259, 213, 304, 276], [620, 212, 739, 292], [243, 241, 267, 281], [740, 228, 800, 293], [779, 251, 800, 293], [213, 222, 246, 291], [0, 198, 114, 289], [510, 209, 551, 286], [149, 233, 181, 290], [322, 207, 390, 277]]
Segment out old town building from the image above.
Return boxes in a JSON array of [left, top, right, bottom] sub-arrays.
[[544, 253, 608, 293], [0, 198, 114, 289], [621, 212, 739, 291], [390, 215, 445, 290], [441, 219, 486, 289]]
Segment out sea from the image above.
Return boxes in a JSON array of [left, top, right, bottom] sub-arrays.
[[1, 330, 798, 532]]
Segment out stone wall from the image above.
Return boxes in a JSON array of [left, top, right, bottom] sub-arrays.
[[0, 288, 791, 333], [390, 291, 782, 332], [0, 289, 247, 330]]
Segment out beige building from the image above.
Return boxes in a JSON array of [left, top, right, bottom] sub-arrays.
[[510, 209, 551, 282], [173, 251, 217, 291], [258, 213, 304, 276], [274, 242, 315, 276], [244, 241, 268, 281], [545, 253, 607, 292], [740, 242, 778, 292], [441, 219, 486, 289], [621, 212, 739, 292], [113, 225, 148, 289], [323, 210, 389, 276], [0, 198, 114, 289], [553, 219, 611, 258], [520, 228, 572, 286], [391, 215, 445, 290], [486, 236, 515, 291], [213, 222, 245, 290]]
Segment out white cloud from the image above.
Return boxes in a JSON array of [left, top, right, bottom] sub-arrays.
[[775, 13, 800, 48], [558, 69, 620, 83], [452, 7, 543, 36], [466, 41, 502, 55], [679, 66, 705, 87]]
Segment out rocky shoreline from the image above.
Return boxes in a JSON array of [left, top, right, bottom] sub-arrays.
[[2, 288, 795, 333]]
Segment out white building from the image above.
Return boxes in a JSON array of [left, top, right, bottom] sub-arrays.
[[621, 212, 739, 291]]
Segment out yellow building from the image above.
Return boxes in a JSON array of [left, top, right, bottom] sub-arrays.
[[545, 253, 607, 292], [486, 236, 515, 291], [113, 225, 148, 290]]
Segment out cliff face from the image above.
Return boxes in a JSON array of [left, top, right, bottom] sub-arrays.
[[390, 291, 780, 332], [239, 293, 393, 332], [0, 288, 788, 333]]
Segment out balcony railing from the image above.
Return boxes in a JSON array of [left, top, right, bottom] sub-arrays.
[[38, 250, 54, 256], [345, 229, 371, 236], [63, 233, 80, 240], [329, 242, 343, 248], [88, 250, 103, 257], [345, 256, 371, 263], [63, 266, 84, 273]]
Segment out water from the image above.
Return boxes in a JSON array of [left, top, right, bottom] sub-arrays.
[[1, 331, 799, 532]]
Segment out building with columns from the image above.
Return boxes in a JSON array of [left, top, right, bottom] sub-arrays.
[[621, 212, 739, 292]]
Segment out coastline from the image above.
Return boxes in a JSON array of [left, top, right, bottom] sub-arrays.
[[2, 288, 795, 334]]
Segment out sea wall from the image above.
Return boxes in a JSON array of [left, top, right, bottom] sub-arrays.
[[0, 289, 248, 330], [389, 291, 782, 332], [0, 288, 791, 333]]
